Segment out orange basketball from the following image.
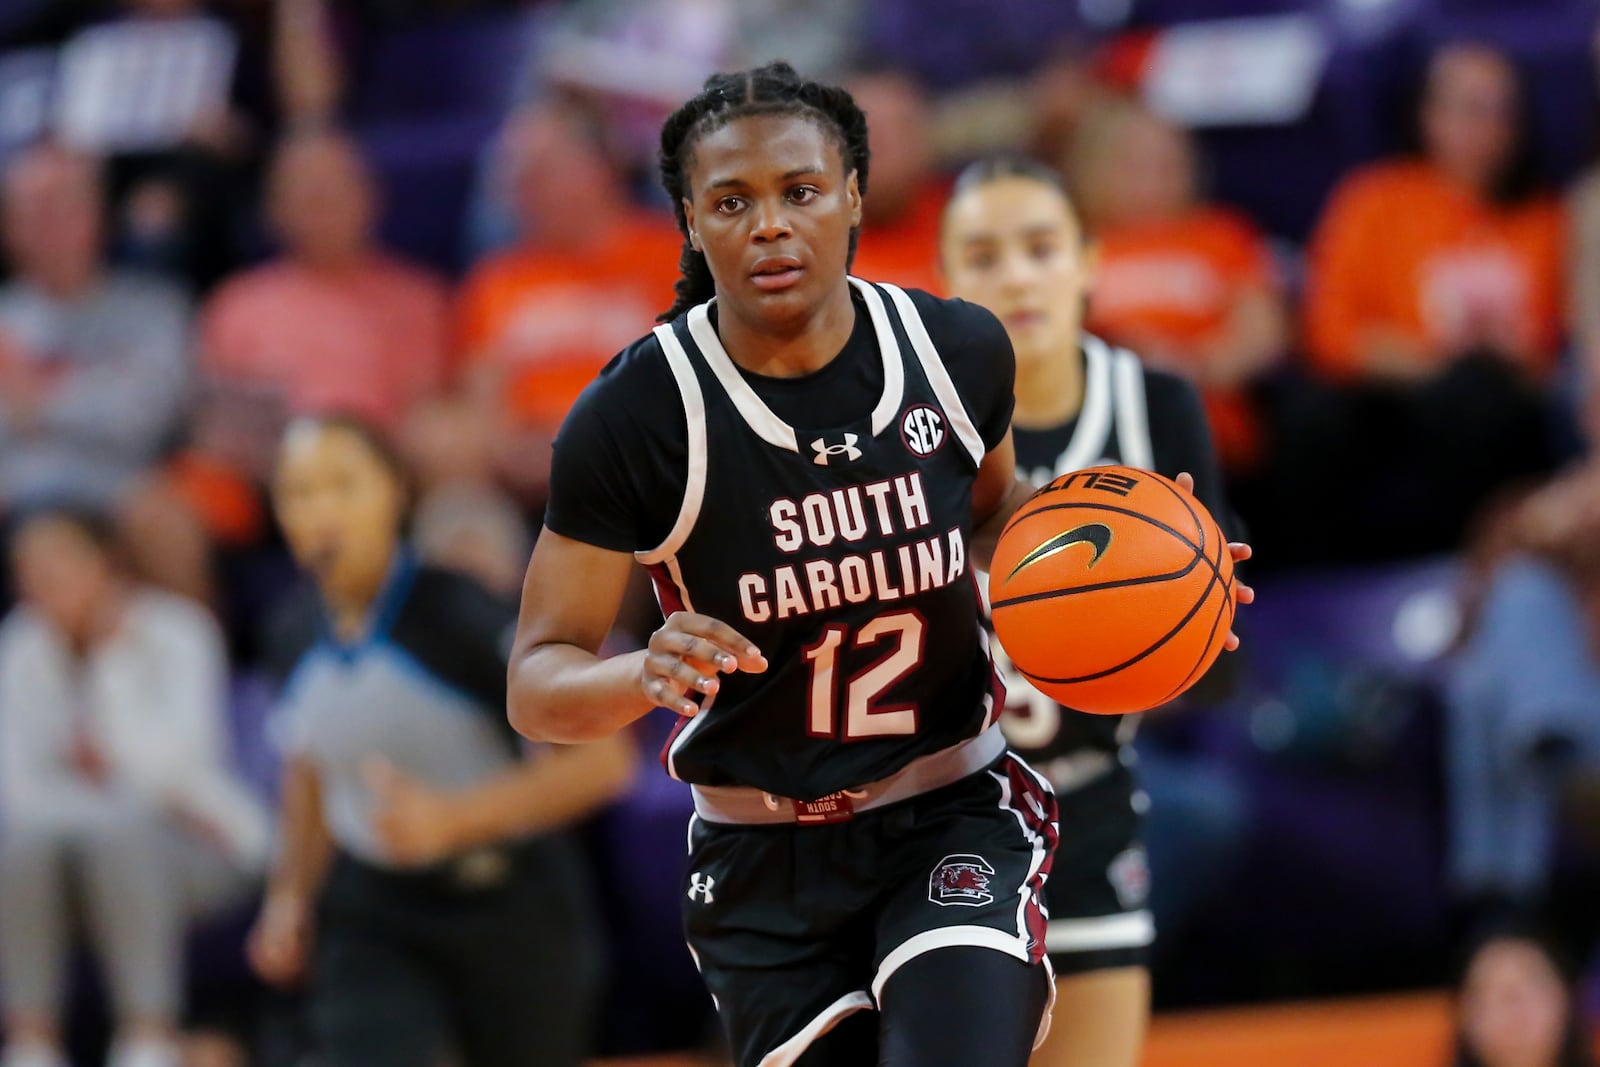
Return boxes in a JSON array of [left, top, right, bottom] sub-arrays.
[[988, 465, 1236, 715]]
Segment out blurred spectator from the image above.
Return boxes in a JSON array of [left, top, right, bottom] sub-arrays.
[[412, 481, 532, 598], [535, 0, 862, 170], [248, 414, 630, 1067], [0, 144, 190, 516], [1246, 42, 1562, 565], [1070, 97, 1287, 473], [1447, 460, 1600, 913], [1452, 920, 1596, 1067], [0, 507, 269, 1067], [455, 99, 679, 500], [48, 0, 279, 292], [1304, 43, 1562, 383], [179, 129, 448, 545], [847, 69, 947, 295], [860, 0, 1086, 92]]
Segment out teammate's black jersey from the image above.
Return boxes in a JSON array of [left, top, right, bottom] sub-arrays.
[[993, 335, 1226, 790], [547, 279, 1015, 799]]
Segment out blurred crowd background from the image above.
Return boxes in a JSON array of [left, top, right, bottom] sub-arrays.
[[1, 0, 1599, 1064]]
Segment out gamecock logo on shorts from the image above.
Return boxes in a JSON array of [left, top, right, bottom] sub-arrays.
[[928, 854, 996, 907]]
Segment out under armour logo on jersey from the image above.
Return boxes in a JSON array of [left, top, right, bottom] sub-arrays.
[[687, 872, 716, 903], [811, 433, 862, 466], [901, 404, 946, 457]]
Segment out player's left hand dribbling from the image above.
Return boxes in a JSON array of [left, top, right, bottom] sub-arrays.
[[644, 611, 768, 716], [1174, 471, 1254, 651]]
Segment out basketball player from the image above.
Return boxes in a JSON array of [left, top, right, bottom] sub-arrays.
[[509, 64, 1252, 1067], [941, 157, 1238, 1067]]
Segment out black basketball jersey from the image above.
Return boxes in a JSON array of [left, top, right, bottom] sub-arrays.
[[992, 335, 1226, 792], [550, 279, 1012, 800]]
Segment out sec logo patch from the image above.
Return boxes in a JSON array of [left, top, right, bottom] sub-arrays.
[[901, 404, 945, 457]]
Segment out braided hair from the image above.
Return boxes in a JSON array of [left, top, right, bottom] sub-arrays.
[[656, 61, 871, 322]]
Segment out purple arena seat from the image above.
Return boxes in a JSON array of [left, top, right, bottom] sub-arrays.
[[583, 709, 715, 1054], [1168, 560, 1464, 998], [359, 114, 500, 277], [348, 8, 535, 124]]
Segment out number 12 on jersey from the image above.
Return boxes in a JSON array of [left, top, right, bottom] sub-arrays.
[[802, 611, 926, 740]]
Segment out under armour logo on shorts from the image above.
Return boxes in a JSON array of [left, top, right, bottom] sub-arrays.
[[687, 871, 716, 903], [811, 433, 862, 466]]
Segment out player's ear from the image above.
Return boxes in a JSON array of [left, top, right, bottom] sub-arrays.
[[683, 198, 701, 252], [846, 169, 862, 228]]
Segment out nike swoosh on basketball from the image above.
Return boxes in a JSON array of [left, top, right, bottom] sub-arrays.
[[1007, 523, 1113, 581]]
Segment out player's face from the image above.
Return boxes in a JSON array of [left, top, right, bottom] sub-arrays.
[[1422, 47, 1518, 192], [682, 114, 862, 329], [1458, 939, 1569, 1067], [940, 177, 1092, 373], [273, 423, 406, 605]]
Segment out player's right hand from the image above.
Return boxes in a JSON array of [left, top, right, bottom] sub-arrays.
[[248, 890, 313, 987], [643, 611, 768, 716]]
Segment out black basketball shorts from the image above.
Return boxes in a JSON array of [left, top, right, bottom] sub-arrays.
[[1043, 763, 1154, 976], [681, 753, 1059, 1067]]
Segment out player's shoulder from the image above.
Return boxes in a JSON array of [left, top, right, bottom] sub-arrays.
[[561, 327, 683, 436], [1092, 334, 1205, 414], [1138, 362, 1206, 417], [879, 284, 1007, 343]]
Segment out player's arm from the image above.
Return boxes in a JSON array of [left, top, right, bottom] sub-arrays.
[[970, 429, 1039, 573], [507, 531, 767, 744], [508, 532, 656, 743]]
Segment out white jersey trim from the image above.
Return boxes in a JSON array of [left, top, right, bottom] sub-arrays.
[[1111, 345, 1154, 469], [637, 323, 709, 566], [756, 991, 875, 1067], [1056, 335, 1115, 474], [1045, 911, 1156, 954], [856, 278, 908, 436], [683, 277, 904, 453], [878, 282, 986, 468]]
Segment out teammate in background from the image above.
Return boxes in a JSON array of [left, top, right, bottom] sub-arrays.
[[247, 414, 632, 1067], [941, 158, 1233, 1067], [508, 63, 1251, 1066]]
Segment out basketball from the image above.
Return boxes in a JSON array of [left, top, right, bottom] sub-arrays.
[[988, 466, 1236, 715]]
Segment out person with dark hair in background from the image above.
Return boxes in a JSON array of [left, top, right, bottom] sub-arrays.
[[1067, 97, 1286, 477], [173, 130, 450, 554], [0, 508, 268, 1067], [246, 414, 632, 1067], [941, 157, 1244, 1067], [1453, 919, 1596, 1067], [454, 98, 682, 501], [846, 68, 947, 296], [0, 145, 197, 594], [1258, 41, 1564, 565], [508, 61, 1252, 1066]]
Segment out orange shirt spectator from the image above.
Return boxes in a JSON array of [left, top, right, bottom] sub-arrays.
[[1088, 208, 1275, 356], [1305, 159, 1565, 381], [173, 131, 448, 546], [202, 257, 448, 432], [457, 213, 681, 432], [852, 184, 947, 295], [1071, 96, 1286, 471], [848, 70, 946, 296], [1086, 208, 1279, 468]]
